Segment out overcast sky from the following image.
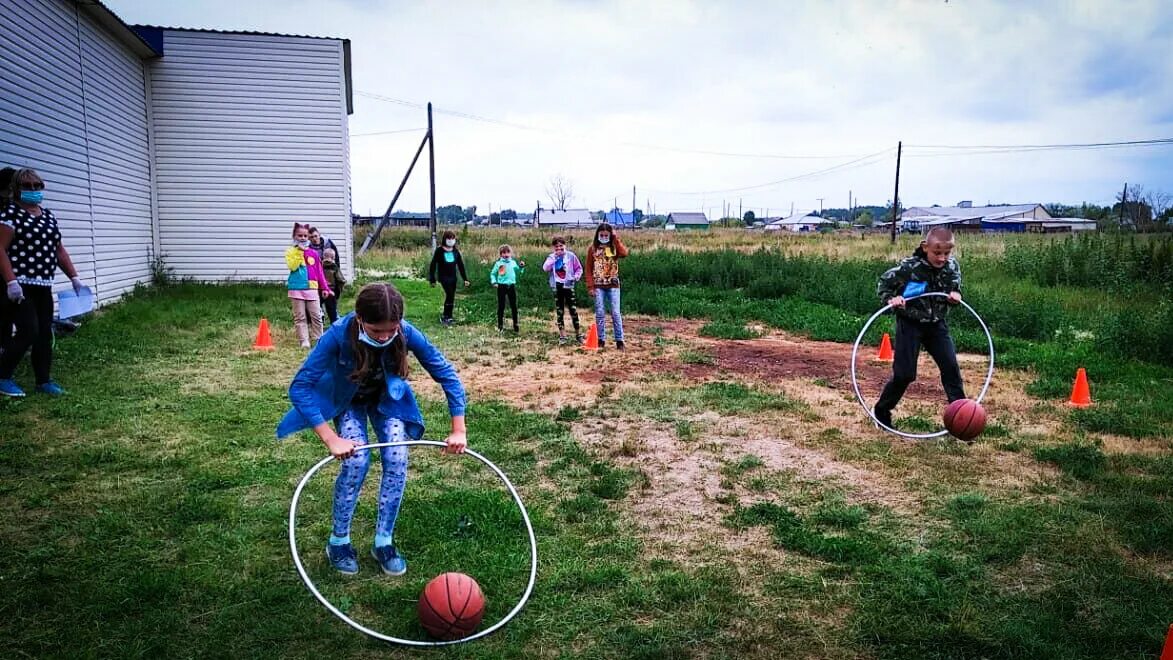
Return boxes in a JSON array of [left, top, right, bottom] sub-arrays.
[[108, 0, 1173, 217]]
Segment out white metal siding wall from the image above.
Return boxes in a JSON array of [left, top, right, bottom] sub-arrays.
[[149, 31, 351, 281], [0, 0, 96, 296], [77, 10, 153, 300], [0, 0, 153, 304]]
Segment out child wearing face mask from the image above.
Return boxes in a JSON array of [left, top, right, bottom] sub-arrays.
[[427, 230, 470, 326], [286, 222, 334, 348], [584, 223, 629, 349], [541, 235, 584, 345], [277, 282, 468, 576], [489, 244, 525, 332]]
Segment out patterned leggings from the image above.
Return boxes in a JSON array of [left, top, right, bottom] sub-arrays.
[[331, 405, 410, 540]]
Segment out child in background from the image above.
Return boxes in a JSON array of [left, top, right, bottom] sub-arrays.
[[321, 247, 346, 324], [873, 226, 966, 431], [541, 236, 584, 345], [427, 229, 470, 326], [276, 283, 467, 576], [286, 222, 333, 348], [584, 223, 629, 350], [489, 244, 525, 332]]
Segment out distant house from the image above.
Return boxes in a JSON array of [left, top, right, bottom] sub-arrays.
[[535, 208, 593, 228], [665, 212, 710, 231], [763, 212, 831, 232], [352, 213, 430, 227], [899, 201, 1091, 233], [604, 209, 635, 227]]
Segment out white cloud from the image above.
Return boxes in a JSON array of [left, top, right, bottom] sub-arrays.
[[107, 0, 1173, 215]]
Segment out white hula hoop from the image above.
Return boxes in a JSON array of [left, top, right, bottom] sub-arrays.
[[288, 440, 538, 647], [850, 292, 995, 440]]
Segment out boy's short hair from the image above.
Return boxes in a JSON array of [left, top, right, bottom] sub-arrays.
[[323, 247, 337, 261], [551, 236, 565, 247], [499, 244, 512, 254], [924, 227, 955, 244]]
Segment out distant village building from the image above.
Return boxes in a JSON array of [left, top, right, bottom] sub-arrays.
[[763, 212, 831, 232], [604, 209, 635, 227], [0, 0, 354, 301], [535, 208, 593, 228], [665, 212, 710, 231], [900, 202, 1096, 233]]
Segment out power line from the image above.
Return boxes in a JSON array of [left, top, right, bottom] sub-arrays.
[[355, 90, 877, 161], [351, 127, 427, 137], [907, 137, 1173, 150], [646, 147, 896, 196]]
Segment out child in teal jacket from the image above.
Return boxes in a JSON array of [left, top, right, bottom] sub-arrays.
[[489, 244, 525, 332]]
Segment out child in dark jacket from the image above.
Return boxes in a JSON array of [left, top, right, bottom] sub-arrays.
[[321, 247, 346, 323], [873, 227, 966, 430], [427, 230, 470, 326]]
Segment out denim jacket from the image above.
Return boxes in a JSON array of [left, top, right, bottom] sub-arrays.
[[275, 313, 466, 440]]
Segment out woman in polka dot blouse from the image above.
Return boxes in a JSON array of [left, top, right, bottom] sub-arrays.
[[0, 168, 86, 397]]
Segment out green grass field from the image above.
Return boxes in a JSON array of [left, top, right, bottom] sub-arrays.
[[2, 230, 1171, 659]]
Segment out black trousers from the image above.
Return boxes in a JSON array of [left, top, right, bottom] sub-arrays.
[[440, 278, 458, 321], [554, 283, 580, 333], [0, 284, 54, 383], [320, 291, 339, 324], [875, 316, 966, 413], [496, 284, 518, 330]]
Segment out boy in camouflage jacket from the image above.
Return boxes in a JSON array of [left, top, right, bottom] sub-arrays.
[[873, 227, 966, 430]]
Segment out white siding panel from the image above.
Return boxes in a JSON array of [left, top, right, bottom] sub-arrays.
[[0, 0, 154, 305], [0, 0, 96, 297], [78, 9, 153, 301], [150, 30, 351, 281]]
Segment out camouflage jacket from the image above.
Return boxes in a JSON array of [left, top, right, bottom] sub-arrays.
[[876, 247, 962, 323]]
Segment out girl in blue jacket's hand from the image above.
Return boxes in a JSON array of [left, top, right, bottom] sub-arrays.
[[277, 282, 467, 576]]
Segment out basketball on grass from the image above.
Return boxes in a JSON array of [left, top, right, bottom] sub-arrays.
[[943, 399, 986, 441], [418, 572, 485, 640]]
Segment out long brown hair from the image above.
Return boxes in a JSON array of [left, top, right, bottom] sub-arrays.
[[348, 283, 409, 383]]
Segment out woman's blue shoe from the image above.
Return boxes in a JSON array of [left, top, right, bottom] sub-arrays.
[[326, 543, 359, 575], [0, 379, 25, 398], [35, 381, 65, 396], [372, 545, 407, 576]]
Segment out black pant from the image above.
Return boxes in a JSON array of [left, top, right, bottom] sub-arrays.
[[554, 283, 580, 334], [439, 278, 458, 321], [320, 291, 339, 324], [0, 284, 54, 383], [496, 284, 518, 330], [875, 316, 966, 413]]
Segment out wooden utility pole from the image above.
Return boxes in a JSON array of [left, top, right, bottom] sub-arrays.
[[1118, 183, 1128, 227], [632, 185, 636, 229], [427, 102, 437, 251], [890, 141, 902, 244], [816, 197, 824, 216]]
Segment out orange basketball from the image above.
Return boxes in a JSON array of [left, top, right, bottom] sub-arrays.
[[418, 572, 485, 640], [943, 399, 986, 441]]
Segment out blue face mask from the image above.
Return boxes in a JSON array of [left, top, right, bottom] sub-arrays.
[[20, 191, 43, 205], [359, 324, 398, 349], [295, 240, 310, 248]]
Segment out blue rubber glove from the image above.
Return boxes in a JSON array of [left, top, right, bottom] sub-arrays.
[[70, 277, 84, 293], [6, 280, 23, 303]]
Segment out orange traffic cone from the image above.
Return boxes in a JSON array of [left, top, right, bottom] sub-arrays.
[[1162, 623, 1173, 660], [582, 323, 599, 351], [253, 318, 275, 350], [876, 333, 894, 361], [1069, 367, 1091, 407]]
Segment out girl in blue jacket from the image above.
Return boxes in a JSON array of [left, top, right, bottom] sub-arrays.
[[277, 282, 467, 576]]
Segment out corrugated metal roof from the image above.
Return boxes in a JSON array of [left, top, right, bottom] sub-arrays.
[[131, 24, 347, 42], [667, 212, 709, 225], [905, 203, 1040, 218]]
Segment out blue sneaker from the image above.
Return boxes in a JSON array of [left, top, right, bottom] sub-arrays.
[[0, 379, 25, 398], [35, 382, 65, 396], [325, 543, 359, 575], [371, 545, 407, 576]]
